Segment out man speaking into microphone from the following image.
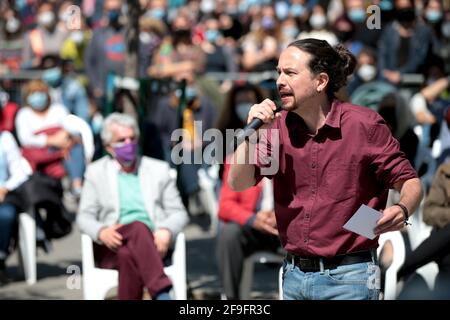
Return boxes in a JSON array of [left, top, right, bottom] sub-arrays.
[[228, 39, 423, 300]]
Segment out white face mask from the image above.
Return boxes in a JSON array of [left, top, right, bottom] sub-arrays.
[[200, 0, 215, 13], [139, 31, 152, 44], [70, 30, 84, 44], [442, 22, 450, 38], [5, 18, 20, 33], [37, 11, 55, 27], [59, 10, 70, 23], [310, 14, 327, 30], [357, 64, 377, 82]]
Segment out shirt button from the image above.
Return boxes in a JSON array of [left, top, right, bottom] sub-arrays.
[[304, 239, 308, 243], [306, 214, 310, 218], [311, 163, 316, 168]]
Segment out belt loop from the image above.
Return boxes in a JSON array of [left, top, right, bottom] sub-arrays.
[[370, 249, 377, 264], [291, 254, 295, 266], [319, 258, 324, 274]]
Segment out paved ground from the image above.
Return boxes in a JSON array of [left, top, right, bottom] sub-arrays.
[[0, 213, 281, 300]]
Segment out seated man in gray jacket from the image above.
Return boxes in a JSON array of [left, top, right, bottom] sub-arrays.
[[77, 113, 189, 300]]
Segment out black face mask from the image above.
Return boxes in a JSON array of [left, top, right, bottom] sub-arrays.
[[108, 10, 122, 29], [173, 29, 191, 44], [396, 8, 416, 25], [335, 30, 354, 42], [221, 19, 243, 40]]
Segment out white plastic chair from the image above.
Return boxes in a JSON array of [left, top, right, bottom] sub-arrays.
[[278, 266, 283, 300], [81, 232, 187, 300], [239, 250, 284, 299], [18, 212, 37, 285], [377, 231, 406, 300], [197, 165, 219, 235], [62, 114, 95, 163]]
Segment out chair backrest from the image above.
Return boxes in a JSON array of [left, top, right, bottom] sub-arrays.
[[81, 231, 187, 300], [240, 250, 284, 299], [278, 266, 283, 300], [63, 114, 95, 163], [377, 231, 406, 300], [197, 164, 220, 235]]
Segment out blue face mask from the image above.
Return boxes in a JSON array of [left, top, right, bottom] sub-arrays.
[[284, 26, 299, 39], [380, 0, 393, 11], [290, 4, 305, 17], [108, 10, 120, 23], [205, 29, 220, 43], [247, 0, 261, 6], [42, 67, 62, 87], [348, 8, 366, 23], [425, 10, 443, 23], [275, 1, 289, 21], [185, 86, 197, 103], [27, 92, 48, 111], [235, 102, 253, 123], [176, 86, 197, 103], [15, 0, 26, 11], [149, 8, 165, 20]]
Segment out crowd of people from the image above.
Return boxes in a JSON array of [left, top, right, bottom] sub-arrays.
[[0, 0, 450, 299]]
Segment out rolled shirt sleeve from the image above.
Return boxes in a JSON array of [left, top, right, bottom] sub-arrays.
[[367, 118, 418, 188]]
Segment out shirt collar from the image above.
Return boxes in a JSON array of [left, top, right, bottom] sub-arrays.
[[285, 99, 343, 133], [111, 156, 140, 174], [324, 99, 342, 129]]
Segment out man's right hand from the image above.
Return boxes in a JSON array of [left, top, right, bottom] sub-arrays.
[[252, 210, 279, 236], [98, 224, 123, 251], [247, 99, 281, 130]]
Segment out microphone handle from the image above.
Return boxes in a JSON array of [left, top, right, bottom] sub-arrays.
[[243, 117, 265, 134], [234, 102, 282, 148]]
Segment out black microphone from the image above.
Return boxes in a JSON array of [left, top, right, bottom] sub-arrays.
[[233, 100, 283, 149]]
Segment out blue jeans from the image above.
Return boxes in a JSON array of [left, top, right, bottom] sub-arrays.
[[282, 259, 380, 300], [64, 143, 85, 181], [0, 203, 16, 259]]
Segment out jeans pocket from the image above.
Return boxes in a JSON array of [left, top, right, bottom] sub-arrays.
[[325, 262, 370, 285]]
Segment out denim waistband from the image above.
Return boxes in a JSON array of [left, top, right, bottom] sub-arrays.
[[286, 250, 375, 272]]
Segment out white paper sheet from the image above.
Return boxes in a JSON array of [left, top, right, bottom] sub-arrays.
[[343, 204, 381, 240]]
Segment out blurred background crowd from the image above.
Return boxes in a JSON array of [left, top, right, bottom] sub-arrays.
[[1, 0, 450, 300]]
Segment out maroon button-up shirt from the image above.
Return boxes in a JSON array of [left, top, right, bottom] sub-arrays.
[[254, 100, 417, 258]]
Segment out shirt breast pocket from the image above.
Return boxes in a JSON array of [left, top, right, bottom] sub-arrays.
[[324, 161, 358, 201]]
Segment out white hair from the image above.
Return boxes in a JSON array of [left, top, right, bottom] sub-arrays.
[[101, 112, 140, 145]]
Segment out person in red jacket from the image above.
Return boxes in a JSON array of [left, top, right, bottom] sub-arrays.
[[0, 89, 18, 133], [216, 162, 280, 300]]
